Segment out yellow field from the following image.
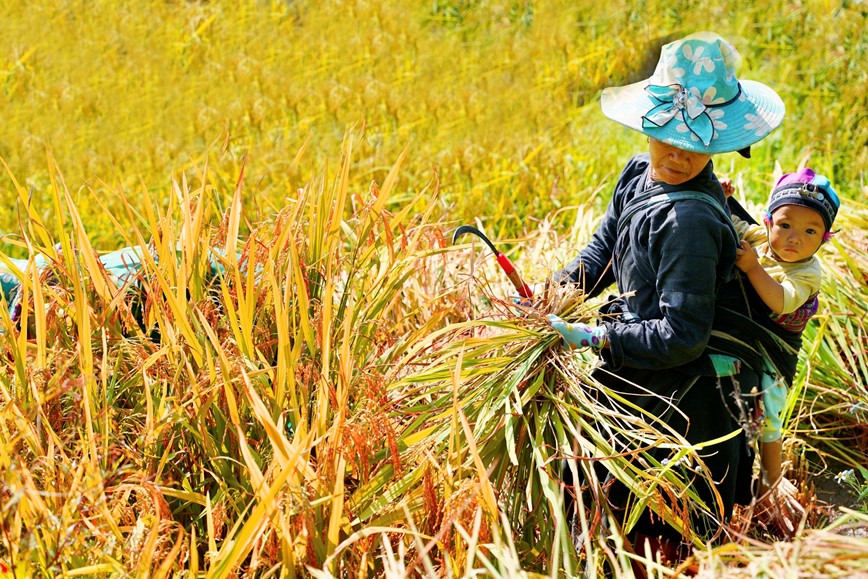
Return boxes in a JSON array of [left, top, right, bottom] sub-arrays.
[[0, 1, 866, 577], [1, 0, 865, 247]]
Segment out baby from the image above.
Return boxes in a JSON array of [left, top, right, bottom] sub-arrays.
[[724, 168, 840, 506]]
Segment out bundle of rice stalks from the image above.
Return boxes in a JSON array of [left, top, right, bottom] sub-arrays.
[[345, 273, 738, 576], [342, 193, 868, 577]]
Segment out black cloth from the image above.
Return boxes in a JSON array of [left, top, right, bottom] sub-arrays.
[[577, 365, 758, 541], [713, 200, 804, 385], [555, 154, 738, 371], [555, 154, 764, 540]]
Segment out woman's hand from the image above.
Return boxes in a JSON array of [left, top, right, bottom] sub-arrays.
[[756, 476, 806, 538], [511, 283, 548, 311], [547, 314, 608, 350]]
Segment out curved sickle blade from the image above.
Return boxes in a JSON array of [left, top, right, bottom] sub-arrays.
[[451, 225, 498, 254], [452, 224, 533, 298]]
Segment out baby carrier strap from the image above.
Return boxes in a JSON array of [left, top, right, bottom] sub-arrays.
[[772, 292, 819, 334], [711, 278, 803, 385], [617, 188, 737, 242]]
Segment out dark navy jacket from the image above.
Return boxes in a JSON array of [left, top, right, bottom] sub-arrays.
[[555, 153, 739, 371]]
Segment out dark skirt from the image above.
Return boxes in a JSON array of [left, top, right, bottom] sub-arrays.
[[565, 362, 758, 542]]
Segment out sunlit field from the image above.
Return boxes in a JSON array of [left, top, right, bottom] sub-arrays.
[[0, 0, 866, 576]]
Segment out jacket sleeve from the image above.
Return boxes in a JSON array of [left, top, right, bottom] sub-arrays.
[[603, 200, 736, 370], [777, 259, 822, 314]]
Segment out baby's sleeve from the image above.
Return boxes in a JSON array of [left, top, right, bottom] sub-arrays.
[[730, 214, 766, 246], [778, 260, 822, 314]]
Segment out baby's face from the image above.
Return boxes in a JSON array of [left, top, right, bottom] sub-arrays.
[[767, 204, 826, 262]]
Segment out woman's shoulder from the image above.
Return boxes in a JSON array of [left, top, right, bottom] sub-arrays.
[[621, 153, 650, 176], [612, 154, 651, 200]]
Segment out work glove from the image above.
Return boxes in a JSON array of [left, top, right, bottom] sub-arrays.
[[547, 314, 608, 349]]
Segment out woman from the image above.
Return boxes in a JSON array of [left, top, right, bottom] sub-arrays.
[[548, 32, 800, 555]]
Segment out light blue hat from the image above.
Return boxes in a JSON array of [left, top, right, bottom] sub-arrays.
[[601, 32, 785, 154]]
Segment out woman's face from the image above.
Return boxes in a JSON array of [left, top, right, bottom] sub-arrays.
[[648, 138, 712, 185]]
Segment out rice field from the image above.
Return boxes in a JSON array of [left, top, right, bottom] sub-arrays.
[[0, 0, 866, 577]]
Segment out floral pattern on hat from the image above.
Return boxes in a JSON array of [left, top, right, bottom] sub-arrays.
[[600, 32, 785, 154], [684, 45, 715, 75], [744, 113, 775, 137], [675, 107, 727, 142]]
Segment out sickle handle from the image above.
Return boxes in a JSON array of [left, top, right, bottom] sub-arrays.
[[496, 253, 533, 298]]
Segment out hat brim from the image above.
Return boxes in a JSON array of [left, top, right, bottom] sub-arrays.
[[601, 79, 785, 154]]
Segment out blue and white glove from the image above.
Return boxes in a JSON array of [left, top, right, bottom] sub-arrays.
[[547, 314, 608, 350]]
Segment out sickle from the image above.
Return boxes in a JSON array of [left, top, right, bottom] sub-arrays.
[[452, 225, 533, 298]]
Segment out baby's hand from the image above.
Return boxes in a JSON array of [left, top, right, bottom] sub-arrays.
[[720, 177, 735, 198], [735, 240, 759, 273]]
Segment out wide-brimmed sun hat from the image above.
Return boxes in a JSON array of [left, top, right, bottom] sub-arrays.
[[601, 32, 785, 154]]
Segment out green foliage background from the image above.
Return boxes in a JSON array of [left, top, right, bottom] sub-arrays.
[[0, 0, 865, 247]]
